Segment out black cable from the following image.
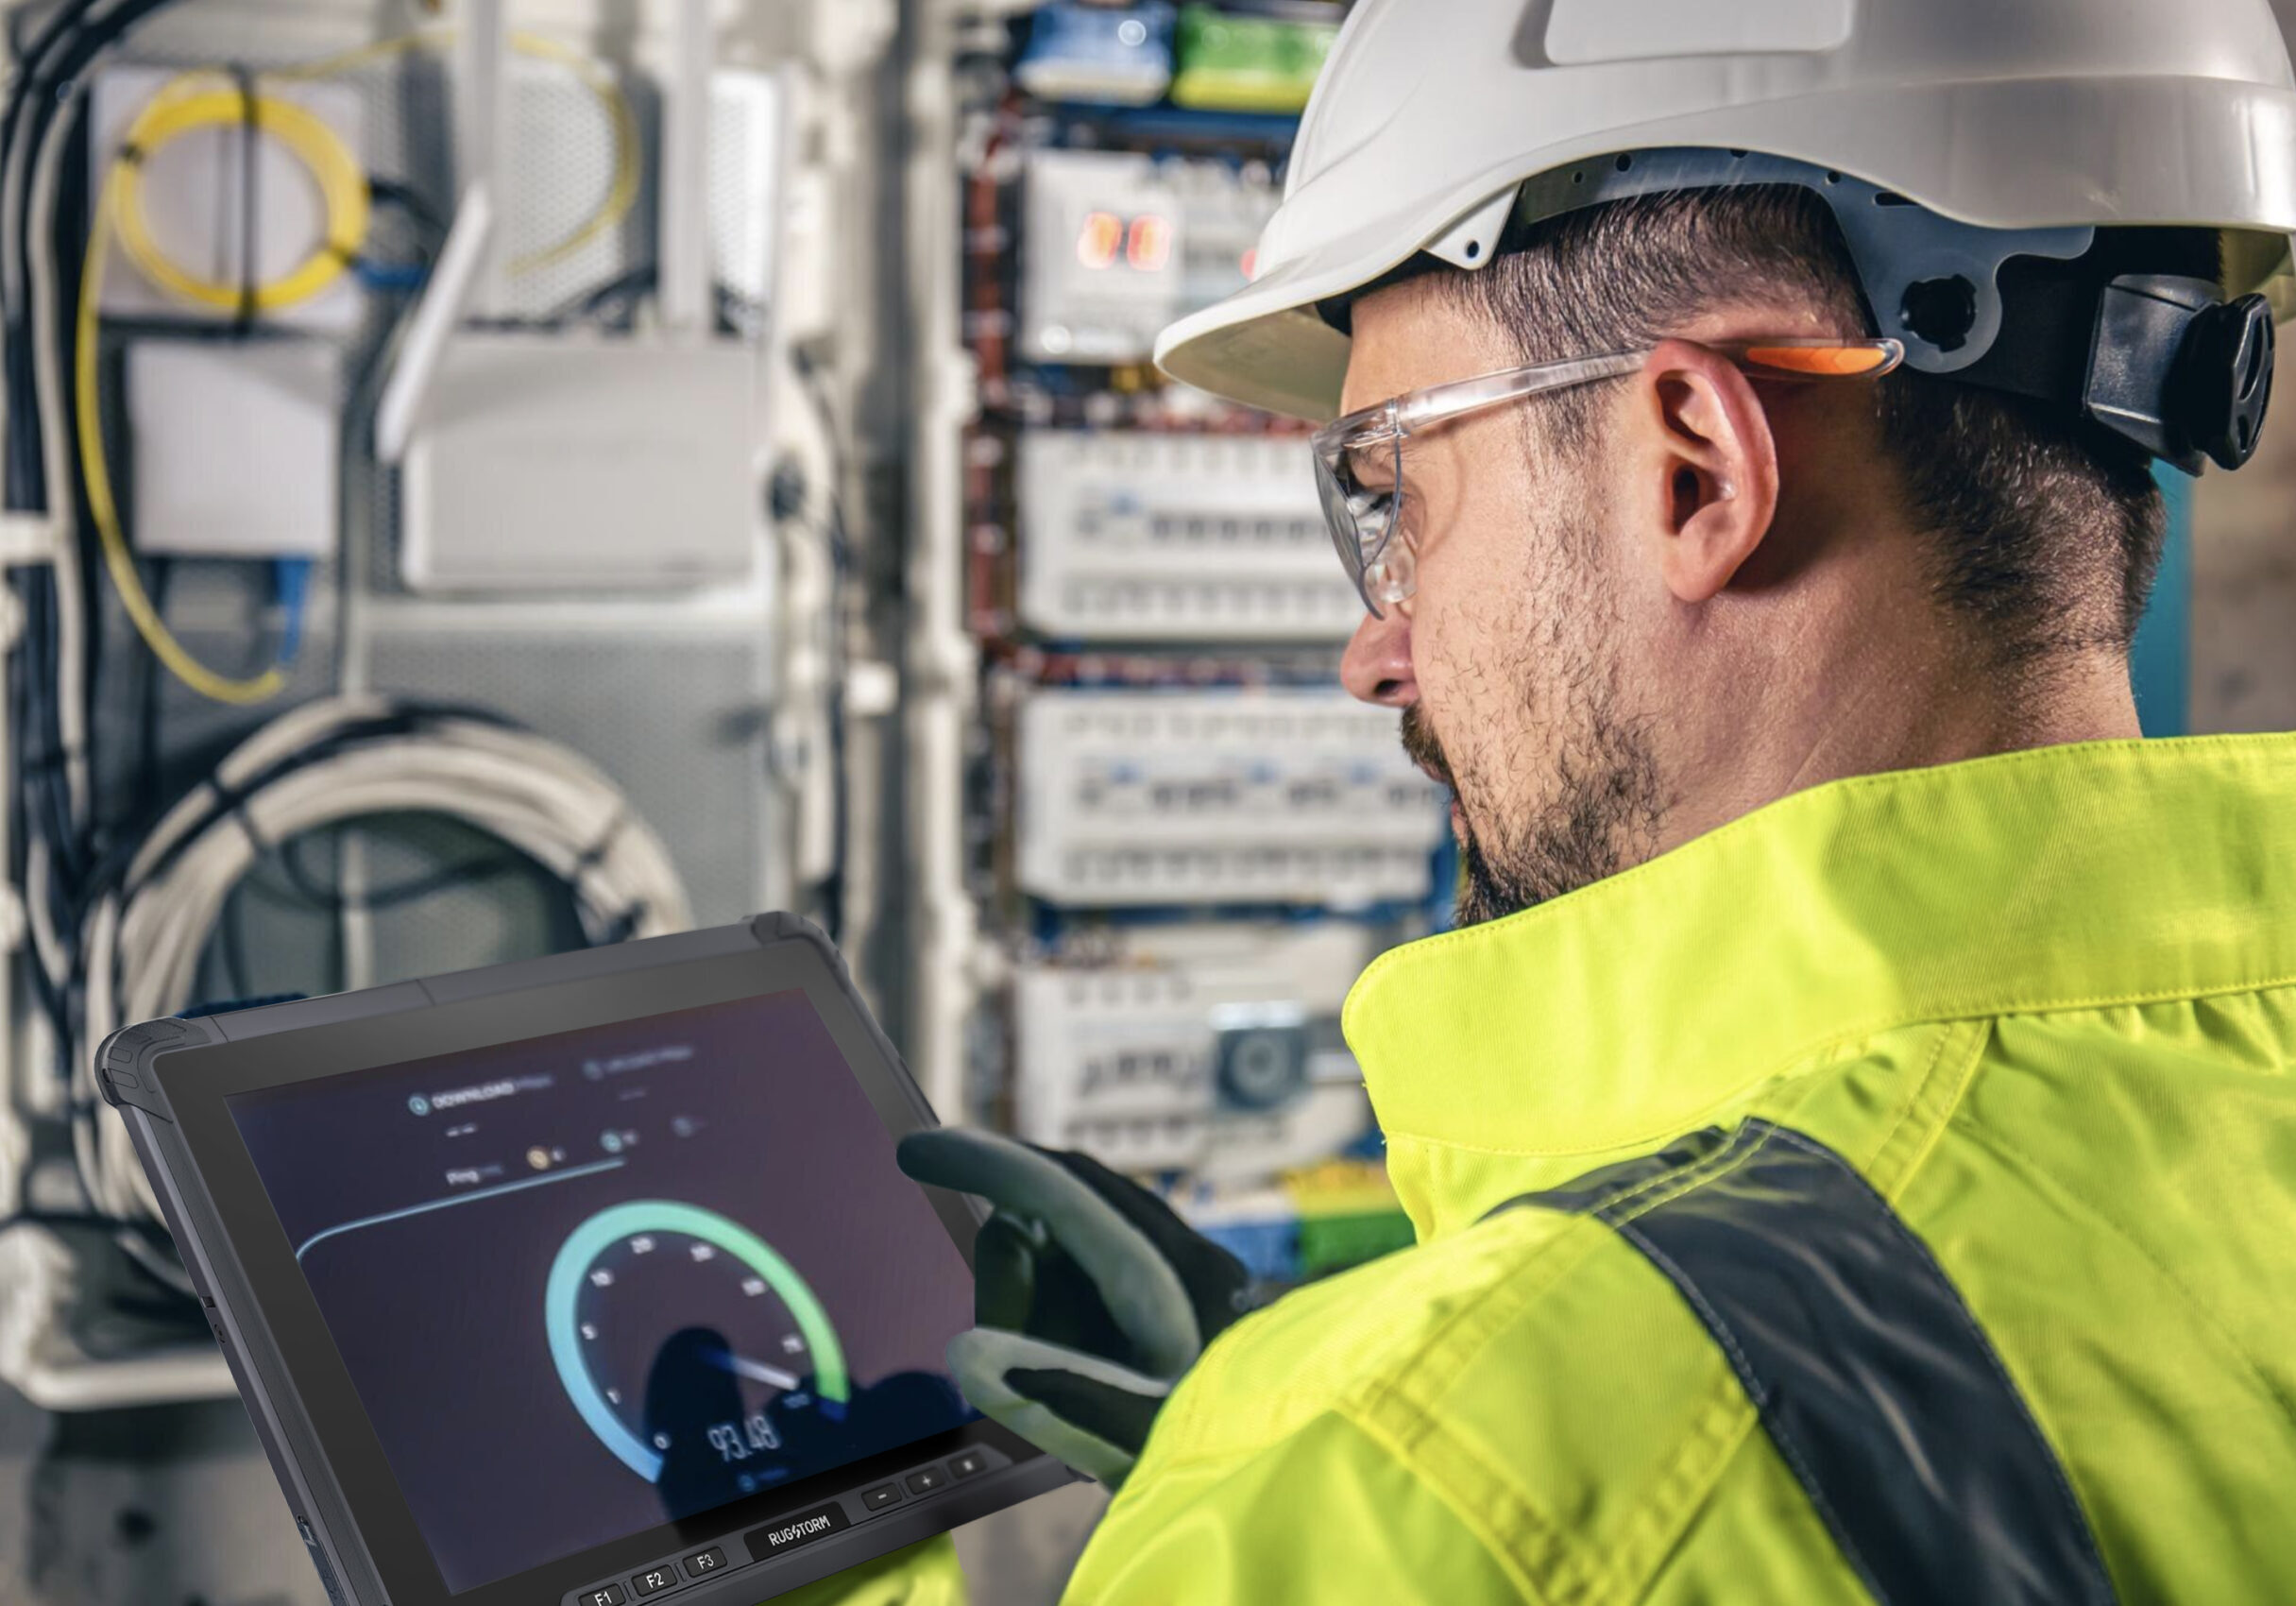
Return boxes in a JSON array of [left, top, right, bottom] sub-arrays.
[[1, 0, 105, 510], [786, 354, 858, 944], [0, 0, 107, 1019], [8, 0, 181, 509], [134, 555, 170, 816], [230, 61, 257, 333], [219, 878, 252, 1000], [272, 827, 542, 913], [0, 1207, 173, 1239], [3, 0, 182, 1015], [366, 176, 446, 242], [67, 701, 527, 924]]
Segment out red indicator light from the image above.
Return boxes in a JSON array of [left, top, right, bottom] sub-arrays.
[[1077, 212, 1123, 270], [1126, 214, 1173, 273]]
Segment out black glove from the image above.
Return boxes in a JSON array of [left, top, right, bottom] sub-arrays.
[[896, 1128, 1255, 1488]]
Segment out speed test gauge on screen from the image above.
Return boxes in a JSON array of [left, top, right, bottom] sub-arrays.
[[94, 915, 1073, 1606]]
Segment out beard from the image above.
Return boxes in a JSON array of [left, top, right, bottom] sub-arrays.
[[1402, 683, 1662, 927]]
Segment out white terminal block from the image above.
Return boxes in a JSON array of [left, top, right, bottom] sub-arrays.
[[400, 334, 760, 592], [1019, 149, 1276, 366], [1017, 686, 1447, 908], [1013, 923, 1373, 1179], [127, 340, 340, 558], [1017, 429, 1360, 641]]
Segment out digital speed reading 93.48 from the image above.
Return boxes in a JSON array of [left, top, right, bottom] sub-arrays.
[[545, 1202, 850, 1493]]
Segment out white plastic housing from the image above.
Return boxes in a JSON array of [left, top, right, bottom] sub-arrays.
[[1016, 429, 1358, 641], [400, 335, 759, 592], [1016, 686, 1447, 908], [128, 340, 340, 558], [1020, 149, 1277, 367], [1012, 923, 1373, 1179]]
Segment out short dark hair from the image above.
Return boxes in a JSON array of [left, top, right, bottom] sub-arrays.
[[1429, 186, 2206, 659]]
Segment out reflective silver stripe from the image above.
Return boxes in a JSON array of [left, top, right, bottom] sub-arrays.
[[1488, 1119, 2117, 1606]]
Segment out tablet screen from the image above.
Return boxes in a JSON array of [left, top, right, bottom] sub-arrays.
[[227, 989, 976, 1595]]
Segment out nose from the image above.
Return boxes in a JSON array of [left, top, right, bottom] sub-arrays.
[[1340, 606, 1416, 708]]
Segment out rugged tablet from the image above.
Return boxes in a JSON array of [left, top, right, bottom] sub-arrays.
[[95, 914, 1074, 1606]]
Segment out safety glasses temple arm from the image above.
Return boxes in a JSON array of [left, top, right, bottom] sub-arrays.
[[1325, 336, 1907, 451]]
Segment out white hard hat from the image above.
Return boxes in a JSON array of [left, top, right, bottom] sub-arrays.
[[1155, 0, 2296, 459]]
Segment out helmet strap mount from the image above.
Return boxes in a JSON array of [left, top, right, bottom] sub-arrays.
[[1471, 145, 2276, 472], [2084, 276, 2274, 472]]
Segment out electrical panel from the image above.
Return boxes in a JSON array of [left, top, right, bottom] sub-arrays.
[[958, 3, 1420, 1228], [1018, 147, 1276, 366], [1016, 686, 1446, 907], [1012, 923, 1372, 1179], [1016, 428, 1361, 641]]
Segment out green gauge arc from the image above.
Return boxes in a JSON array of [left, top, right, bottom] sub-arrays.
[[546, 1200, 849, 1484]]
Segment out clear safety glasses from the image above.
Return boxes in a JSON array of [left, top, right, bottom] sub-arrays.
[[1310, 337, 1907, 617]]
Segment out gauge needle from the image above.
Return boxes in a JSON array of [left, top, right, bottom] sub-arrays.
[[705, 1348, 802, 1392]]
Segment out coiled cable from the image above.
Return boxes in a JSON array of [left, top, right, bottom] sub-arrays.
[[74, 696, 693, 1226]]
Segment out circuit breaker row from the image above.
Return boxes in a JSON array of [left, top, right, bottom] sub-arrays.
[[996, 139, 1442, 1187], [1012, 925, 1373, 1177], [1017, 688, 1446, 906], [1017, 428, 1361, 641]]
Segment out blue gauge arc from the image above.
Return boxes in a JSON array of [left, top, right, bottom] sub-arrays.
[[546, 1201, 849, 1483]]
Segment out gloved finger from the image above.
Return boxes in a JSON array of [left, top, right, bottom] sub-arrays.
[[898, 1128, 1198, 1375], [996, 1222, 1147, 1365], [971, 1212, 1038, 1332], [1006, 1367, 1164, 1469], [1043, 1146, 1254, 1344], [944, 1326, 1168, 1491]]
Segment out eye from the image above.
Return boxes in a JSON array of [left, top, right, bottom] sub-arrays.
[[1345, 479, 1395, 521]]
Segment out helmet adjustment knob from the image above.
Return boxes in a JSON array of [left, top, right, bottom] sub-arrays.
[[2174, 293, 2275, 470]]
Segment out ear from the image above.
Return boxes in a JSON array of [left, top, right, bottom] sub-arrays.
[[1626, 338, 1781, 605]]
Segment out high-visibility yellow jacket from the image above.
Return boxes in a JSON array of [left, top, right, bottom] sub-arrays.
[[1051, 734, 2296, 1603]]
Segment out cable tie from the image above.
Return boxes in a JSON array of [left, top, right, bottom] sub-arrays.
[[228, 795, 271, 861], [231, 64, 259, 332], [572, 811, 628, 873]]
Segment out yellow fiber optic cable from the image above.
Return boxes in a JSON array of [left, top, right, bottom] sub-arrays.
[[495, 30, 641, 276], [111, 77, 372, 316], [264, 28, 640, 277], [77, 74, 301, 705]]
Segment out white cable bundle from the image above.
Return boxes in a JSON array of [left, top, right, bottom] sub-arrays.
[[75, 695, 693, 1226]]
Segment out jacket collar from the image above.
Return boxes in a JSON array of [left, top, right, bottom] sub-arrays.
[[1345, 734, 2296, 1238]]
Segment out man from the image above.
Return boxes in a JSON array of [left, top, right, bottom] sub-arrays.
[[873, 0, 2296, 1599]]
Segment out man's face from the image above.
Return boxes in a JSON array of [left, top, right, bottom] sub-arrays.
[[1338, 282, 1662, 926]]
